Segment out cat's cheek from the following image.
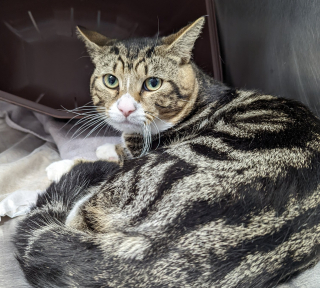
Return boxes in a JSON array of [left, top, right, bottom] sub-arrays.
[[92, 95, 100, 105]]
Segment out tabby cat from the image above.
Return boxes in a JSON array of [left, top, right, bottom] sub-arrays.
[[15, 17, 320, 287]]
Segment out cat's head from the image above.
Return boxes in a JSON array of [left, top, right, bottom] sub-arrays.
[[77, 17, 205, 135]]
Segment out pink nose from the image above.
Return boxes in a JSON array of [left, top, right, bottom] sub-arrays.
[[117, 99, 136, 117]]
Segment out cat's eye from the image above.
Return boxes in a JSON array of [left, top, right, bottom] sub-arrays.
[[143, 77, 162, 91], [103, 74, 119, 89]]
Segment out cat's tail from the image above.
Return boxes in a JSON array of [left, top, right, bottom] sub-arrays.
[[15, 216, 110, 287], [14, 160, 120, 287]]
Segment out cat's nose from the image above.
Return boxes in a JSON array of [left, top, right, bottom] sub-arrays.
[[117, 99, 136, 117]]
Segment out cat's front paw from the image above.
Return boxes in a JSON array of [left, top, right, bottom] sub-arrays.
[[96, 143, 119, 162], [46, 160, 75, 182]]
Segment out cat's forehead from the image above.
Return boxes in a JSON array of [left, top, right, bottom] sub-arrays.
[[109, 38, 158, 60], [95, 38, 176, 77]]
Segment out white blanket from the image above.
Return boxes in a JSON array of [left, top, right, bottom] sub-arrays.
[[0, 101, 120, 219]]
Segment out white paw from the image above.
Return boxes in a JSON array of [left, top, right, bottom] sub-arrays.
[[96, 143, 119, 162], [46, 160, 75, 182]]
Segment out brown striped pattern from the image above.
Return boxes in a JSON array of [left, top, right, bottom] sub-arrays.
[[14, 18, 320, 288]]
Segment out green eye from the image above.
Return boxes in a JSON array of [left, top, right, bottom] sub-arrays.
[[144, 77, 162, 91], [103, 74, 119, 89]]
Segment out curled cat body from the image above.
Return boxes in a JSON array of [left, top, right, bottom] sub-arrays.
[[15, 17, 320, 287]]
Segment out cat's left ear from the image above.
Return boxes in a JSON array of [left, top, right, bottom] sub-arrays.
[[76, 26, 115, 56], [162, 17, 205, 62]]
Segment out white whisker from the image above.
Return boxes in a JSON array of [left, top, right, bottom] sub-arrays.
[[83, 119, 109, 140], [150, 118, 161, 149], [96, 120, 112, 137], [66, 114, 101, 136], [69, 116, 104, 141]]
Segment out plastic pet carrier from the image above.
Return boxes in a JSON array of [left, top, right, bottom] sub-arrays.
[[0, 0, 222, 118]]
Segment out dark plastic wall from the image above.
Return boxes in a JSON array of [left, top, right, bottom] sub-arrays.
[[215, 0, 320, 116], [0, 0, 218, 118]]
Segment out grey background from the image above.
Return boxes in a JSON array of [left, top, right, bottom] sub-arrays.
[[215, 0, 320, 116]]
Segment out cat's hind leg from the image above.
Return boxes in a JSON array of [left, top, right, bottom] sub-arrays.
[[38, 160, 119, 215]]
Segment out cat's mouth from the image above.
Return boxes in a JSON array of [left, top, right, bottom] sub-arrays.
[[122, 119, 137, 125], [107, 116, 144, 134], [106, 101, 148, 134], [116, 117, 143, 127]]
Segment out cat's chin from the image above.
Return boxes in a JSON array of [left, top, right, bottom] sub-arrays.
[[110, 121, 143, 134], [107, 117, 173, 135]]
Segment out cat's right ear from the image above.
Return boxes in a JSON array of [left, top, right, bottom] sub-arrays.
[[161, 17, 205, 63], [76, 26, 114, 55]]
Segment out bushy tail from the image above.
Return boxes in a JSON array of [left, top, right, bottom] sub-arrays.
[[14, 161, 119, 287]]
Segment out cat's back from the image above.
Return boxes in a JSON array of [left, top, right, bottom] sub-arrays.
[[154, 89, 320, 286], [169, 88, 320, 174]]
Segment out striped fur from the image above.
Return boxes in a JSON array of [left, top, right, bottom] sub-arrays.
[[14, 18, 320, 287], [76, 18, 204, 138]]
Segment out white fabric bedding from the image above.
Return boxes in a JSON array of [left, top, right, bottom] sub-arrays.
[[0, 101, 120, 219], [0, 101, 319, 287]]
